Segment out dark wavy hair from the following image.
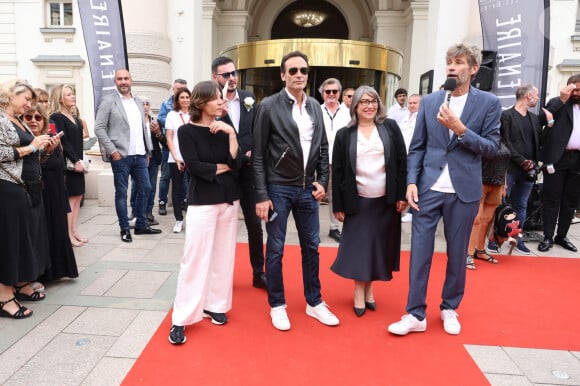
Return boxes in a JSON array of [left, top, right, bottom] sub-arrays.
[[189, 80, 221, 122], [172, 87, 191, 111]]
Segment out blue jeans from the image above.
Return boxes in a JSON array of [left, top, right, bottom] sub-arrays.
[[130, 156, 159, 215], [111, 155, 151, 230], [506, 170, 534, 227], [265, 184, 322, 308]]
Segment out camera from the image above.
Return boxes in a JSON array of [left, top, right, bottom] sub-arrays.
[[525, 165, 540, 181]]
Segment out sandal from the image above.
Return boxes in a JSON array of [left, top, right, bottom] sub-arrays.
[[14, 283, 46, 302], [473, 249, 499, 264], [0, 297, 33, 319], [466, 255, 476, 270]]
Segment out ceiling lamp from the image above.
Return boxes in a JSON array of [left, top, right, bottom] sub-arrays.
[[292, 10, 327, 28]]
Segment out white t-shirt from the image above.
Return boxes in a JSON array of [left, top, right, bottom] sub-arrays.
[[165, 110, 189, 163], [320, 103, 350, 161], [387, 104, 408, 124], [431, 93, 468, 193]]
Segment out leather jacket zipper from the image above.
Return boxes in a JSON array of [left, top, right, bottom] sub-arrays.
[[274, 146, 290, 169]]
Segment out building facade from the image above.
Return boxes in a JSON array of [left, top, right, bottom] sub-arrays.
[[1, 1, 578, 124]]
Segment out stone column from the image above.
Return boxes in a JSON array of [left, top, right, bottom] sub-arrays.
[[217, 11, 250, 55]]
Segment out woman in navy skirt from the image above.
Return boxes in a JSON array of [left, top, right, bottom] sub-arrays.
[[331, 85, 408, 317]]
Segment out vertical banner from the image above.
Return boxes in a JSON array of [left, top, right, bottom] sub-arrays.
[[78, 0, 129, 115], [479, 0, 550, 112]]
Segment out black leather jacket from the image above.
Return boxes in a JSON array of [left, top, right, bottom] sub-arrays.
[[252, 89, 329, 202]]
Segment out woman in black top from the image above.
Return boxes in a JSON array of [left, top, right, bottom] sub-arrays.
[[48, 84, 87, 247], [168, 80, 242, 345], [0, 79, 60, 319]]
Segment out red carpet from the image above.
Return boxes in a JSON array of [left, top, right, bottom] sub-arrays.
[[123, 244, 580, 386]]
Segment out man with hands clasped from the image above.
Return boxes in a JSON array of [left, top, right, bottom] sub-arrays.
[[538, 75, 580, 253], [388, 44, 501, 336]]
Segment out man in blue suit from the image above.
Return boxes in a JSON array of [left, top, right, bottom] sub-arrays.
[[388, 44, 501, 336]]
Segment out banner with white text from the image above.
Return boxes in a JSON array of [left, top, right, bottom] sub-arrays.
[[479, 0, 550, 111], [78, 0, 128, 115]]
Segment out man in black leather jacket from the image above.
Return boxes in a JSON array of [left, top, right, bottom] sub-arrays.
[[252, 51, 339, 331]]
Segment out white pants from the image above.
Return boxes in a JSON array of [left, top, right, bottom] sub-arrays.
[[171, 200, 240, 326]]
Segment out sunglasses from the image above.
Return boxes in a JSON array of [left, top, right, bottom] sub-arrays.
[[143, 102, 150, 105], [216, 70, 237, 80], [24, 114, 44, 122], [324, 89, 339, 95], [344, 94, 354, 99], [288, 67, 309, 76]]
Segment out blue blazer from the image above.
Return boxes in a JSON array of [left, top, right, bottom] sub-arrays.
[[407, 86, 501, 203]]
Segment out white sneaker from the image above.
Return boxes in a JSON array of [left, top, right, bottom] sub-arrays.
[[270, 305, 291, 331], [387, 314, 427, 335], [173, 220, 183, 233], [305, 302, 340, 326], [128, 217, 136, 229], [441, 309, 461, 335], [401, 213, 413, 223]]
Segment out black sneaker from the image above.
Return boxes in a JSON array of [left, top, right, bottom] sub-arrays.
[[158, 201, 167, 216], [146, 213, 159, 226], [203, 310, 227, 325], [328, 229, 341, 242], [168, 325, 186, 345]]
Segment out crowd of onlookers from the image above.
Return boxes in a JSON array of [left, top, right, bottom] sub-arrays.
[[3, 44, 579, 348], [0, 80, 84, 319]]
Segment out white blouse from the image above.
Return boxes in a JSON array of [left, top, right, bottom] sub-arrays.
[[165, 110, 189, 163], [355, 126, 387, 198]]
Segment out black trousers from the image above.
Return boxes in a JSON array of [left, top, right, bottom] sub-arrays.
[[541, 150, 580, 239], [239, 164, 265, 274]]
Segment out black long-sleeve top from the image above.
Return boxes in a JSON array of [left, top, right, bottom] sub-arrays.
[[178, 123, 242, 205]]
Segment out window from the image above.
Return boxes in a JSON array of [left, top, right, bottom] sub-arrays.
[[48, 1, 73, 27]]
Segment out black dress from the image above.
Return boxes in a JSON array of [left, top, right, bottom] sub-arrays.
[[0, 125, 50, 285], [50, 112, 85, 196], [38, 146, 78, 281]]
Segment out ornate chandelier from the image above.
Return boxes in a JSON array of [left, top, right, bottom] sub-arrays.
[[292, 11, 327, 28]]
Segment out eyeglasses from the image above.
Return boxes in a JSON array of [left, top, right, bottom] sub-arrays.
[[324, 89, 339, 95], [288, 67, 309, 76], [24, 114, 43, 122], [344, 94, 354, 99], [216, 70, 237, 80], [359, 99, 378, 107]]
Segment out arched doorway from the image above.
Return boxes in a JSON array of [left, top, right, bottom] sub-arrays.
[[221, 39, 403, 103], [271, 0, 348, 39]]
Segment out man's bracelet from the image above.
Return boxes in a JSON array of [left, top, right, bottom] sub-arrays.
[[547, 119, 555, 125]]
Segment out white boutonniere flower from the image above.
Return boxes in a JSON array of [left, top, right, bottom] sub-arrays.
[[243, 97, 255, 111]]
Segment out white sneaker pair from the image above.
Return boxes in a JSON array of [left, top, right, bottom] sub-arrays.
[[387, 310, 460, 335], [173, 220, 183, 233], [270, 302, 340, 331]]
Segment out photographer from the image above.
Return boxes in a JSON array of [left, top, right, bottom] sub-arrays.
[[487, 84, 547, 254]]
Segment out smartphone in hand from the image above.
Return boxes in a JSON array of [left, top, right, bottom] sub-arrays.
[[268, 208, 278, 222]]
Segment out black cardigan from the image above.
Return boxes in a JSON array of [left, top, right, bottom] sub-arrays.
[[177, 123, 242, 205], [332, 119, 407, 215]]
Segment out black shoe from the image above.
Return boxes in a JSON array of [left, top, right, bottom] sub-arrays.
[[146, 213, 159, 226], [554, 236, 577, 252], [158, 202, 167, 216], [203, 310, 227, 325], [252, 272, 267, 289], [328, 229, 341, 242], [120, 229, 132, 242], [168, 325, 186, 345], [538, 237, 553, 252], [354, 307, 366, 317], [365, 301, 376, 311], [134, 226, 162, 235]]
